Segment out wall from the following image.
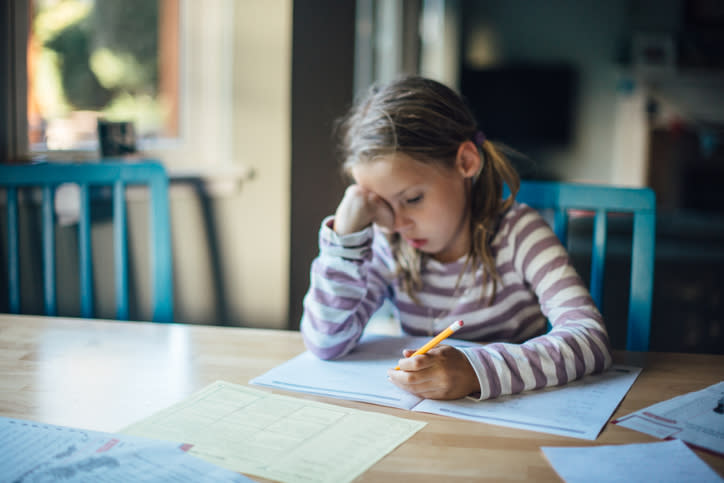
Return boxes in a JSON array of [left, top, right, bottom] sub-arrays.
[[154, 0, 294, 328], [224, 0, 292, 328], [146, 0, 294, 328]]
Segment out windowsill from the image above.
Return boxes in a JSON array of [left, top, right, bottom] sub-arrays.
[[167, 164, 255, 197]]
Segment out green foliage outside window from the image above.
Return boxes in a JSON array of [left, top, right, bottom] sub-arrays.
[[32, 0, 165, 146]]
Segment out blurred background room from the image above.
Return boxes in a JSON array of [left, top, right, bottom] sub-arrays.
[[1, 0, 722, 353]]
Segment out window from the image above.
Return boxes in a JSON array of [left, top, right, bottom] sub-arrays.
[[28, 0, 179, 152], [17, 0, 241, 175]]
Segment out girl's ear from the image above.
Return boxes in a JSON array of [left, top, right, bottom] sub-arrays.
[[455, 140, 482, 179]]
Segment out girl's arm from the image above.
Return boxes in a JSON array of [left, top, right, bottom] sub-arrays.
[[300, 216, 395, 359], [459, 205, 613, 400]]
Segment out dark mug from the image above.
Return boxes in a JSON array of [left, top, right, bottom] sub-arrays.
[[98, 120, 137, 158]]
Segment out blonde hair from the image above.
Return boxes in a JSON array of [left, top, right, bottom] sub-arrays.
[[336, 76, 520, 302]]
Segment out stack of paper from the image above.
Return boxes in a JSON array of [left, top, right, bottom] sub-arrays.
[[613, 380, 724, 455], [251, 333, 641, 440]]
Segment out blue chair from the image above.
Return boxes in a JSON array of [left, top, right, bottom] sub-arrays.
[[1, 161, 174, 322], [509, 180, 656, 351]]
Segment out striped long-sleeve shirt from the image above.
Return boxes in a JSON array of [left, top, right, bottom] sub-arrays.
[[301, 202, 613, 400]]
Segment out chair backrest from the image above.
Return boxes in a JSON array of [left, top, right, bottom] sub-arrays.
[[508, 180, 656, 351], [0, 161, 174, 322]]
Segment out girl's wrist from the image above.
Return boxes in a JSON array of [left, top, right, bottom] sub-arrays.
[[333, 217, 369, 236]]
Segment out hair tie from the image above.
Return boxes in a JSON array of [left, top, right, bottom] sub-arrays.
[[474, 131, 486, 146]]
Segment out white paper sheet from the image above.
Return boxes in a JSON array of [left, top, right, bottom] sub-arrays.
[[613, 380, 724, 455], [0, 416, 255, 482], [250, 335, 450, 410], [542, 439, 723, 483], [250, 334, 641, 440], [121, 381, 426, 483]]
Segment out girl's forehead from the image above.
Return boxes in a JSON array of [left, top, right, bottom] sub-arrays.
[[351, 153, 448, 196], [352, 154, 425, 183], [353, 153, 438, 177]]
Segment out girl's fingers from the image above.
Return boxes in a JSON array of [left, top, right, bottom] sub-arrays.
[[399, 345, 447, 369], [387, 346, 480, 400], [388, 370, 439, 397], [367, 193, 395, 232], [334, 185, 378, 234], [396, 351, 435, 371]]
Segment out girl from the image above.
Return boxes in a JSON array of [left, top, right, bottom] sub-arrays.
[[301, 76, 612, 401]]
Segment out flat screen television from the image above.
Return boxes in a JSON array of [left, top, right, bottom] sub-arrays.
[[459, 64, 578, 150]]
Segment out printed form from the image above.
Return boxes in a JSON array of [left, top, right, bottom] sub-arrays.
[[0, 416, 254, 482], [613, 380, 724, 455], [251, 333, 641, 440], [121, 381, 425, 483]]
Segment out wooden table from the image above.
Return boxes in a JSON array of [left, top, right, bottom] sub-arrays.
[[1, 314, 722, 481]]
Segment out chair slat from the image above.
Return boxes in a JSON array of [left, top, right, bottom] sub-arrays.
[[148, 174, 174, 322], [628, 210, 656, 351], [78, 184, 93, 318], [42, 186, 56, 316], [113, 180, 129, 320], [7, 187, 20, 314], [589, 209, 607, 310], [553, 208, 568, 246]]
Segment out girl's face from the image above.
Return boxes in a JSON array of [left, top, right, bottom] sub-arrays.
[[351, 148, 477, 263]]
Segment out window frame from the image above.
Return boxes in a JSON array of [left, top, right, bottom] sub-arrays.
[[9, 0, 245, 181], [2, 0, 30, 162]]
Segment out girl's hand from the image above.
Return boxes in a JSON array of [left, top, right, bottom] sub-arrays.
[[333, 185, 395, 235], [387, 345, 480, 400]]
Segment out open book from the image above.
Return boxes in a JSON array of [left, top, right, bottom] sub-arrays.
[[251, 334, 641, 440]]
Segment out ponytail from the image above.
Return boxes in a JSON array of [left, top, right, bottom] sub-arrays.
[[466, 140, 520, 304]]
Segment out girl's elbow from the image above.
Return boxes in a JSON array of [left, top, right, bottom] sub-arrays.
[[301, 332, 349, 360], [301, 315, 362, 360], [601, 346, 614, 371], [308, 344, 348, 361]]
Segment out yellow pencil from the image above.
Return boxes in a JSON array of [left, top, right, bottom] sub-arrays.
[[394, 320, 464, 370]]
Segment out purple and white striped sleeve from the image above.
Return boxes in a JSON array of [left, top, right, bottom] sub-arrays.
[[300, 216, 393, 359], [460, 206, 613, 400]]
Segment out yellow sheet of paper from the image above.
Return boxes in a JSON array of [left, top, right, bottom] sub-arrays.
[[121, 381, 425, 483]]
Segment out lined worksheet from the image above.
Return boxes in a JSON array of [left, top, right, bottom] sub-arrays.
[[121, 381, 426, 483]]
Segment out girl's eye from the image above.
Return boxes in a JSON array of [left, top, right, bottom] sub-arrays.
[[406, 194, 423, 204]]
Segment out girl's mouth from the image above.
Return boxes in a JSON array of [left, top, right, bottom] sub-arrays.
[[406, 238, 428, 249]]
